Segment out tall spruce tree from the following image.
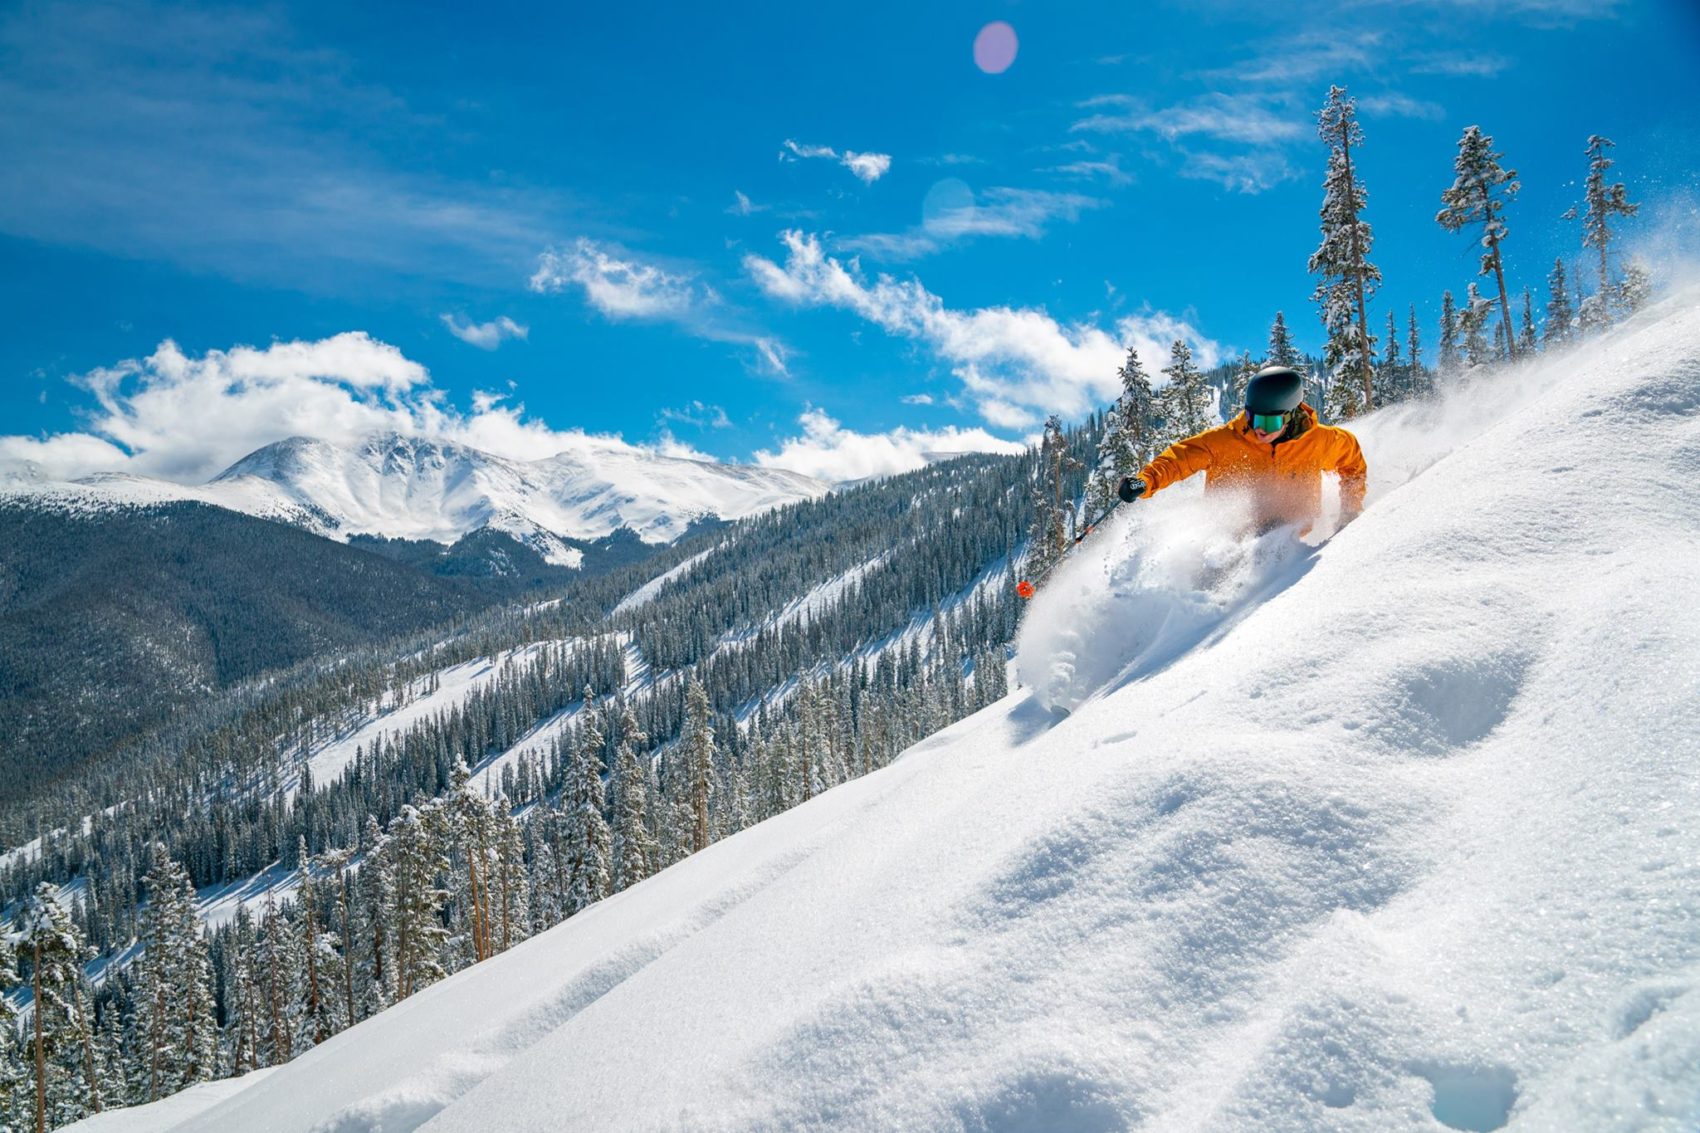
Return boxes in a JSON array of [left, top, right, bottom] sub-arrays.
[[1545, 258, 1575, 346], [682, 678, 717, 853], [562, 690, 612, 912], [1565, 135, 1638, 328], [1376, 310, 1402, 405], [1438, 125, 1520, 361], [1026, 416, 1074, 582], [1267, 311, 1300, 367], [1085, 348, 1157, 519], [1438, 290, 1461, 375], [135, 845, 217, 1103], [1406, 305, 1428, 398], [1157, 340, 1212, 441], [609, 700, 658, 892], [1460, 283, 1494, 368], [0, 935, 24, 1126], [1308, 86, 1380, 414], [1519, 289, 1538, 355], [19, 884, 98, 1132]]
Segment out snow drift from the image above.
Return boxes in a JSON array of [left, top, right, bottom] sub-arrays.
[[75, 292, 1700, 1132]]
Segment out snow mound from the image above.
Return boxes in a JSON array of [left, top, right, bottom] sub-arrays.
[[73, 291, 1700, 1133]]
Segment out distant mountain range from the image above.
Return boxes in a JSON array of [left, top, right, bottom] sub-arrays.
[[3, 431, 831, 564]]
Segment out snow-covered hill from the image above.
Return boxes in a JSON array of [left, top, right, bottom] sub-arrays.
[[5, 432, 829, 561], [74, 294, 1700, 1132]]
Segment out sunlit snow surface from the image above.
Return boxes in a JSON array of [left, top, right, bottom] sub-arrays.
[[73, 293, 1700, 1132]]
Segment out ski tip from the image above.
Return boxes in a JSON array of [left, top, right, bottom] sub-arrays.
[[1016, 580, 1036, 600]]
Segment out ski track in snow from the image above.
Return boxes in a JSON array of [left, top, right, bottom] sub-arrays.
[[68, 292, 1700, 1133]]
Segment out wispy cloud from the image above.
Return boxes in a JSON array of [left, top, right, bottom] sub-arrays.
[[658, 400, 733, 430], [1074, 92, 1304, 146], [754, 408, 1024, 482], [901, 393, 935, 406], [1407, 52, 1511, 77], [1043, 156, 1134, 186], [745, 231, 1223, 429], [1181, 150, 1299, 194], [441, 314, 529, 350], [781, 139, 893, 184], [0, 334, 712, 485], [530, 239, 791, 374], [839, 187, 1104, 261], [0, 1, 560, 291], [727, 190, 768, 216], [1357, 92, 1446, 120]]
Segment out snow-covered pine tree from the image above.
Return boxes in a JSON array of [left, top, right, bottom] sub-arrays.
[[1308, 85, 1380, 413], [136, 845, 217, 1102], [682, 678, 717, 854], [1025, 416, 1074, 583], [1267, 311, 1300, 367], [444, 762, 496, 965], [491, 806, 529, 954], [562, 689, 612, 912], [313, 847, 359, 1036], [1228, 352, 1259, 419], [255, 890, 300, 1068], [1438, 290, 1461, 375], [1376, 310, 1401, 406], [609, 700, 658, 892], [1564, 135, 1638, 328], [1406, 305, 1428, 399], [1519, 289, 1538, 355], [1460, 283, 1494, 368], [223, 906, 263, 1076], [0, 934, 24, 1126], [352, 815, 392, 1018], [384, 803, 450, 999], [1618, 257, 1652, 315], [1437, 124, 1521, 361], [1157, 341, 1213, 441], [19, 883, 99, 1130], [1545, 258, 1575, 347], [1084, 348, 1157, 519]]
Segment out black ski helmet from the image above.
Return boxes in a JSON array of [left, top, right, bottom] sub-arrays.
[[1244, 366, 1304, 414]]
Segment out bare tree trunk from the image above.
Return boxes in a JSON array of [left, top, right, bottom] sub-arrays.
[[1491, 242, 1518, 362]]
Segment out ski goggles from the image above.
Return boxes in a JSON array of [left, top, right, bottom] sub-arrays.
[[1248, 412, 1288, 433]]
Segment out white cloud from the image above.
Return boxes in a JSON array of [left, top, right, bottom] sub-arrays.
[[901, 393, 935, 406], [1045, 157, 1134, 186], [529, 240, 791, 376], [781, 139, 893, 184], [441, 314, 530, 350], [754, 408, 1025, 482], [840, 187, 1103, 260], [1407, 52, 1510, 77], [841, 151, 892, 184], [0, 333, 729, 486], [744, 231, 1224, 427], [530, 239, 702, 320]]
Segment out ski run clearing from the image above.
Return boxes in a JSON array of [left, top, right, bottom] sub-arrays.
[[73, 291, 1700, 1132]]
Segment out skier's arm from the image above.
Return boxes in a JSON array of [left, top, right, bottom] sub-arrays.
[[1333, 430, 1367, 517], [1137, 433, 1216, 497]]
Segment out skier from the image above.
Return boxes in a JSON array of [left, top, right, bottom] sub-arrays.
[[1118, 366, 1367, 531]]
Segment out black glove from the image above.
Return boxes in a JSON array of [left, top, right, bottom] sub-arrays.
[[1117, 477, 1147, 503]]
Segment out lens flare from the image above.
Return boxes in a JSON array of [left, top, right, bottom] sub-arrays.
[[973, 21, 1018, 75]]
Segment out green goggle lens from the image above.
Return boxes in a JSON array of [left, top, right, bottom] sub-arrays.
[[1250, 412, 1287, 432]]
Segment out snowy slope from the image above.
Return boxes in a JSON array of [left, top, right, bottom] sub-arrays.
[[3, 432, 828, 560], [74, 294, 1700, 1133]]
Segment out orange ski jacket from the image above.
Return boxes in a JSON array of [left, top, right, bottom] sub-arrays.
[[1137, 403, 1367, 527]]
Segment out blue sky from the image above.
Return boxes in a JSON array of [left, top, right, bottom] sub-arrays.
[[2, 0, 1697, 482]]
